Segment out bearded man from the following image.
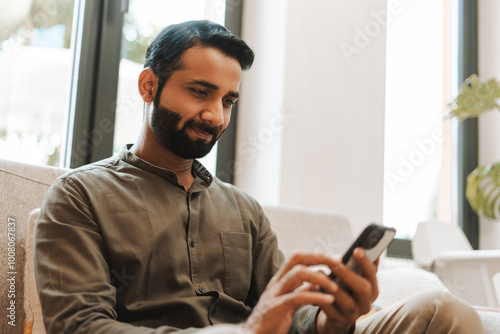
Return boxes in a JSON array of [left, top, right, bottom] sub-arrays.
[[34, 20, 483, 334]]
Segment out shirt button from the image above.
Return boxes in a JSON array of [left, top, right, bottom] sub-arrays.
[[199, 287, 205, 293], [211, 308, 217, 316], [190, 240, 195, 247]]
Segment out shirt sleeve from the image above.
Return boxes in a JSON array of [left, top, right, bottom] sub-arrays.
[[289, 306, 321, 334], [290, 307, 356, 334], [34, 177, 244, 334], [244, 206, 285, 307]]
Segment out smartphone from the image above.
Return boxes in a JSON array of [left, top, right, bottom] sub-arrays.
[[331, 223, 396, 292]]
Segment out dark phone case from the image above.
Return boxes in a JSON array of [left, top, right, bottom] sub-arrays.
[[331, 223, 396, 291]]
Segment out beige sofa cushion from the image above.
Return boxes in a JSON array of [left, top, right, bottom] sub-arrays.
[[262, 205, 353, 259], [0, 159, 66, 334]]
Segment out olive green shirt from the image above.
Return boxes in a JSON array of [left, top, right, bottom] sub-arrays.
[[34, 146, 319, 334]]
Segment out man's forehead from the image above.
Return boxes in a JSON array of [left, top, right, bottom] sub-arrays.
[[179, 47, 241, 72], [173, 47, 242, 91]]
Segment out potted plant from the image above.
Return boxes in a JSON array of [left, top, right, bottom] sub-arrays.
[[450, 74, 500, 219]]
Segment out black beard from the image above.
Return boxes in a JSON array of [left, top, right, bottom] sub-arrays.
[[150, 103, 223, 159]]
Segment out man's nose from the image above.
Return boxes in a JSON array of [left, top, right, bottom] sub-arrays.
[[201, 100, 225, 126]]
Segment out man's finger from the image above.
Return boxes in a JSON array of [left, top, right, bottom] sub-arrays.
[[352, 248, 379, 300], [279, 265, 338, 295], [278, 291, 335, 310], [275, 252, 340, 280]]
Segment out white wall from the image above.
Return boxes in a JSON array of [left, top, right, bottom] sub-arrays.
[[237, 0, 387, 235], [235, 0, 287, 205], [236, 0, 500, 246], [478, 0, 500, 249]]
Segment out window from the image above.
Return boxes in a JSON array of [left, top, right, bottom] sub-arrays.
[[1, 0, 234, 176], [0, 0, 76, 166], [383, 0, 458, 240]]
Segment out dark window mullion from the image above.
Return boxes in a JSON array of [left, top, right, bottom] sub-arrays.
[[66, 0, 125, 168], [88, 0, 126, 163], [457, 0, 479, 249], [215, 0, 244, 184], [65, 0, 104, 168]]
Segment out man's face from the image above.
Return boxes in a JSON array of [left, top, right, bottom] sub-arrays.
[[150, 46, 242, 159]]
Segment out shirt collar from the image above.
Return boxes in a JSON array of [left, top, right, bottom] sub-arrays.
[[118, 144, 213, 189]]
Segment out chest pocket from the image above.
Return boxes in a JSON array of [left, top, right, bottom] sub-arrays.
[[220, 232, 252, 301]]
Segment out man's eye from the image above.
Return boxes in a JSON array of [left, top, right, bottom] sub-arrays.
[[223, 99, 236, 107], [191, 88, 207, 96]]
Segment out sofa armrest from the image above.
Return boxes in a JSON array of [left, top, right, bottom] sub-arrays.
[[25, 209, 46, 333], [0, 158, 66, 334], [432, 250, 500, 308]]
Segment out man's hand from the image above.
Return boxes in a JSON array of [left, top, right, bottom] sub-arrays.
[[244, 249, 379, 334], [243, 252, 340, 334], [316, 248, 379, 334]]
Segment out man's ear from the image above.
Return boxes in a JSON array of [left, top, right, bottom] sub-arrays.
[[138, 68, 158, 103]]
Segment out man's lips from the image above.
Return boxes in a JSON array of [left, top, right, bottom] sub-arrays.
[[189, 126, 214, 141]]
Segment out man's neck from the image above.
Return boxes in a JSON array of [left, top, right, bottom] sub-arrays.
[[130, 137, 195, 191]]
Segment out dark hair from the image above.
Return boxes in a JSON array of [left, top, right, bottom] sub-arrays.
[[144, 20, 254, 98]]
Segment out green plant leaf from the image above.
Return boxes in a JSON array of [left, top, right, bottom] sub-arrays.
[[466, 162, 500, 219], [449, 74, 500, 120]]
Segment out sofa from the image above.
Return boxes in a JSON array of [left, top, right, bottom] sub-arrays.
[[1, 157, 499, 333]]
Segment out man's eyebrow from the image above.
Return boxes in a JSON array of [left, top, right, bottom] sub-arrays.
[[188, 80, 239, 99], [189, 80, 218, 90]]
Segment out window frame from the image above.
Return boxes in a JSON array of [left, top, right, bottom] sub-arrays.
[[387, 0, 479, 258], [64, 0, 125, 168], [456, 0, 479, 250], [215, 0, 244, 184]]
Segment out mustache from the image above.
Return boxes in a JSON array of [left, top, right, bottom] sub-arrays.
[[185, 119, 222, 137]]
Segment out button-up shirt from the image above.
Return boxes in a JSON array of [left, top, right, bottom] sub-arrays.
[[34, 146, 318, 333]]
